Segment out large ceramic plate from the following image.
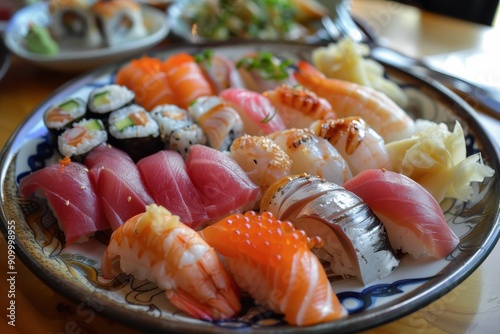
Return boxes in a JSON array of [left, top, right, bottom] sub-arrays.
[[1, 41, 499, 333], [3, 2, 170, 72]]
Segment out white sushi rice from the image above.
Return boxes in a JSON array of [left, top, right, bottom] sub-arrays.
[[88, 84, 135, 114], [150, 104, 193, 141], [58, 119, 107, 157], [108, 104, 159, 139], [168, 124, 207, 158], [44, 97, 86, 129]]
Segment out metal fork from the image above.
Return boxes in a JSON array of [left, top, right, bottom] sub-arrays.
[[321, 2, 500, 120]]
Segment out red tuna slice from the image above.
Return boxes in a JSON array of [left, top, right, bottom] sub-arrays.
[[343, 169, 460, 259], [186, 144, 260, 220], [137, 150, 208, 228], [219, 88, 286, 136], [85, 145, 154, 230], [18, 162, 108, 245]]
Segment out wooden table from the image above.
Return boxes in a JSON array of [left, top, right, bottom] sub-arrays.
[[1, 0, 500, 333]]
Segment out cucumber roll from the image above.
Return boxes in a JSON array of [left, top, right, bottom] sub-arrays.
[[91, 0, 147, 47], [150, 104, 207, 158], [108, 104, 163, 162], [44, 97, 86, 144], [48, 0, 102, 48], [58, 118, 107, 162], [87, 84, 135, 125]]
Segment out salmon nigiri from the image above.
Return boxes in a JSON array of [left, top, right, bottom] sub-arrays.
[[115, 55, 176, 111], [201, 211, 347, 326], [163, 53, 215, 109], [343, 168, 460, 259]]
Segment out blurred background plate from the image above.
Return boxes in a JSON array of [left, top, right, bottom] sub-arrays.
[[3, 2, 170, 73]]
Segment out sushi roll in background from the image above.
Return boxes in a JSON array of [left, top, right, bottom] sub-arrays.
[[58, 118, 108, 162], [188, 96, 244, 151], [108, 104, 163, 161], [48, 0, 102, 48], [87, 84, 135, 125], [91, 0, 148, 47], [150, 104, 207, 158], [44, 97, 86, 144]]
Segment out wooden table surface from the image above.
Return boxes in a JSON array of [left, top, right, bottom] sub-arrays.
[[1, 0, 500, 333]]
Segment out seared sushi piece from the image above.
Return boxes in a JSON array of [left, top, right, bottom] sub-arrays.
[[188, 96, 243, 151], [57, 118, 107, 162], [150, 104, 206, 158], [87, 84, 135, 124], [91, 0, 147, 47], [261, 174, 400, 285], [107, 104, 163, 162], [48, 0, 102, 48], [44, 97, 86, 144]]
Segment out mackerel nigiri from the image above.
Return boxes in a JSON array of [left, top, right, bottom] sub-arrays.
[[19, 162, 108, 244], [343, 169, 460, 259], [201, 211, 347, 326]]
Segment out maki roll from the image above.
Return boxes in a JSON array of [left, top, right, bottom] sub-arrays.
[[87, 84, 135, 125], [44, 97, 86, 144], [48, 0, 102, 48], [188, 96, 244, 151], [91, 0, 147, 47], [108, 104, 163, 161], [58, 118, 108, 162], [150, 104, 207, 158]]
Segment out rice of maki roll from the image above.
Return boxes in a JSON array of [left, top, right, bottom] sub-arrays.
[[44, 97, 87, 144], [150, 104, 207, 158], [108, 104, 163, 161], [87, 84, 135, 124], [58, 118, 107, 162]]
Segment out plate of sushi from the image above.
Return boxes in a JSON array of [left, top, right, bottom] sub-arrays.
[[1, 39, 499, 333], [3, 0, 170, 72]]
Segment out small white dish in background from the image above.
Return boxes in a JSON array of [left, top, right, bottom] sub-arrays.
[[3, 2, 170, 73]]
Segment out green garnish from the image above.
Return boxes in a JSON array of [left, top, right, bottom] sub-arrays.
[[260, 110, 277, 124], [194, 49, 214, 66], [236, 51, 293, 81]]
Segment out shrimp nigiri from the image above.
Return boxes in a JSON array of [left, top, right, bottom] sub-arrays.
[[294, 61, 415, 142], [102, 204, 241, 321], [310, 117, 393, 175], [263, 84, 337, 128], [200, 211, 347, 326]]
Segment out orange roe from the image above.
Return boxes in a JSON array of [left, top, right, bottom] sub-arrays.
[[58, 156, 71, 172], [202, 211, 323, 268]]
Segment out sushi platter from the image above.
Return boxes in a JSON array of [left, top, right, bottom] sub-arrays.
[[3, 1, 170, 72], [1, 40, 500, 333]]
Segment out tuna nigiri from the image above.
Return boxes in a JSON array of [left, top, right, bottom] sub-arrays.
[[102, 204, 241, 321], [200, 211, 347, 326], [185, 144, 260, 220], [137, 150, 208, 228], [84, 144, 154, 230], [343, 169, 460, 259], [19, 162, 108, 244]]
